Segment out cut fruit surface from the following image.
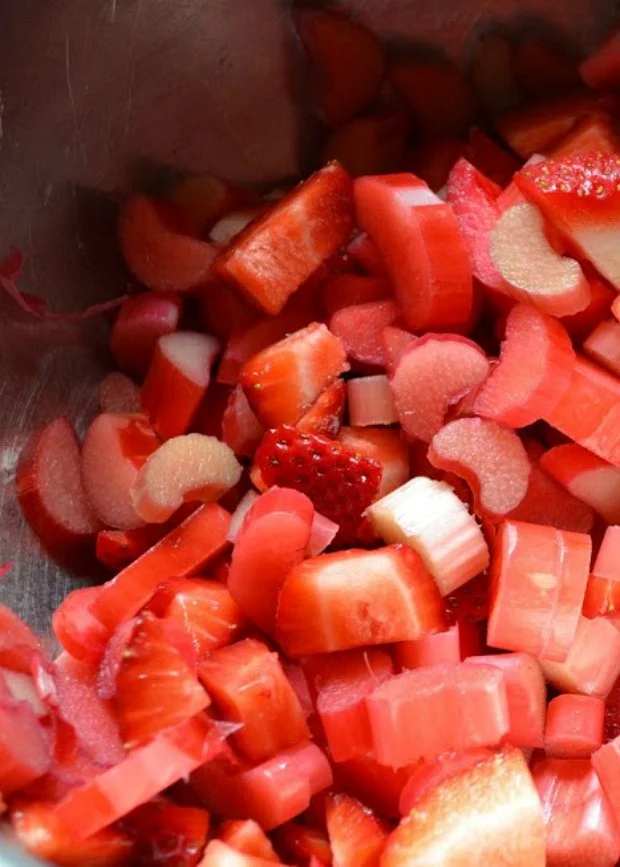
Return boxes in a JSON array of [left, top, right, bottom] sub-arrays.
[[540, 615, 620, 700], [544, 694, 604, 758], [540, 443, 620, 524], [110, 292, 182, 380]]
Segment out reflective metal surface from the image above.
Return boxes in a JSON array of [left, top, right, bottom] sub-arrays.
[[0, 0, 616, 860]]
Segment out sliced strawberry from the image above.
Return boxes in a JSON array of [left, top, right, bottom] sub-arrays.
[[163, 578, 244, 660], [338, 426, 409, 499], [96, 522, 184, 572], [444, 573, 490, 627], [241, 323, 348, 427], [382, 749, 545, 866], [215, 164, 353, 315], [398, 748, 493, 815], [199, 279, 258, 342], [110, 292, 182, 380], [0, 603, 44, 673], [255, 426, 381, 538], [12, 800, 135, 867], [515, 152, 620, 289], [325, 793, 389, 867], [276, 545, 445, 658], [548, 112, 619, 158], [321, 273, 390, 317], [296, 380, 346, 438], [114, 612, 210, 749], [390, 61, 475, 138], [274, 822, 331, 866], [333, 755, 417, 819], [119, 195, 218, 292], [17, 417, 100, 564], [605, 676, 620, 743], [218, 820, 279, 861], [123, 799, 210, 866], [222, 386, 265, 458], [200, 840, 288, 866], [329, 300, 400, 367], [199, 638, 309, 762], [295, 8, 385, 127]]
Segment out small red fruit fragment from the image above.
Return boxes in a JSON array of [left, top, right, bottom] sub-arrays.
[[329, 299, 400, 367], [99, 372, 141, 415], [325, 792, 389, 867], [110, 292, 182, 380], [545, 694, 604, 758], [124, 799, 210, 867], [163, 578, 244, 659], [540, 615, 620, 700], [540, 443, 620, 524]]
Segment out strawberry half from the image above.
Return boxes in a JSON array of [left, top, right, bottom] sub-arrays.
[[114, 613, 211, 749], [123, 799, 210, 866], [515, 152, 620, 289], [255, 426, 382, 538]]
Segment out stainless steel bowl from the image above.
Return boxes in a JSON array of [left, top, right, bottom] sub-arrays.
[[0, 0, 615, 862]]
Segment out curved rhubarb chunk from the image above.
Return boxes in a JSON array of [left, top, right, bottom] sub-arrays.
[[91, 502, 231, 632], [474, 303, 575, 428], [383, 749, 545, 867], [294, 9, 385, 127], [543, 355, 620, 467], [540, 615, 620, 700], [428, 417, 531, 520], [487, 520, 591, 661], [584, 318, 620, 377], [82, 413, 160, 530], [515, 152, 620, 289], [464, 652, 546, 749], [141, 331, 220, 440], [53, 716, 226, 840], [199, 638, 309, 762], [17, 417, 100, 560], [0, 682, 51, 794], [541, 442, 620, 524], [347, 375, 398, 427], [367, 662, 509, 768], [446, 158, 505, 291], [354, 174, 474, 332], [119, 194, 218, 292], [545, 694, 604, 759], [491, 203, 591, 315], [276, 545, 445, 658], [227, 487, 314, 635], [325, 793, 389, 867], [98, 372, 140, 415], [131, 434, 242, 523], [338, 426, 409, 499], [215, 164, 353, 315], [389, 334, 489, 443], [241, 322, 348, 427], [367, 477, 490, 596], [110, 292, 182, 380], [329, 300, 400, 367]]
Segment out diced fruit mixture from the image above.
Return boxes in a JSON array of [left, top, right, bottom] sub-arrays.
[[8, 13, 620, 867]]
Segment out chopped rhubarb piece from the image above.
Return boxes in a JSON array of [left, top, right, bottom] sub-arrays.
[[389, 334, 489, 443], [491, 203, 591, 315], [338, 426, 409, 498], [515, 152, 620, 289], [580, 30, 620, 89], [52, 586, 109, 663], [446, 159, 505, 292], [227, 487, 314, 635], [276, 545, 445, 658], [53, 716, 226, 840], [390, 61, 475, 138], [367, 477, 490, 596], [333, 755, 416, 819], [17, 417, 100, 561], [347, 375, 398, 427], [464, 652, 546, 749], [307, 510, 339, 556], [241, 323, 347, 427], [227, 491, 260, 544], [218, 820, 278, 861], [199, 638, 309, 762], [82, 413, 160, 530], [399, 749, 493, 815], [473, 303, 575, 428], [395, 622, 482, 670], [584, 318, 620, 377], [131, 433, 242, 523], [11, 800, 135, 867], [535, 757, 620, 867], [295, 8, 385, 127], [383, 749, 545, 866], [592, 525, 620, 582], [95, 517, 192, 572], [91, 502, 231, 631], [367, 662, 509, 768], [169, 172, 253, 236], [191, 742, 332, 830], [488, 520, 591, 661], [325, 793, 389, 867], [549, 113, 619, 158], [304, 648, 393, 762], [354, 174, 474, 332], [543, 355, 620, 467], [119, 194, 218, 292], [222, 386, 265, 457], [0, 678, 52, 794], [98, 372, 140, 415], [142, 331, 220, 440], [541, 615, 620, 700], [583, 575, 620, 619], [561, 271, 615, 339], [110, 292, 182, 380], [540, 443, 620, 524], [215, 164, 353, 315], [210, 206, 266, 246], [545, 694, 604, 758], [346, 235, 387, 277], [321, 273, 390, 317], [163, 578, 244, 658], [381, 325, 415, 375], [330, 299, 400, 367], [322, 112, 407, 179], [509, 456, 595, 533], [429, 417, 531, 520]]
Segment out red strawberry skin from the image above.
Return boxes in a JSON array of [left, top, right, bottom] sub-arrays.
[[255, 426, 382, 536]]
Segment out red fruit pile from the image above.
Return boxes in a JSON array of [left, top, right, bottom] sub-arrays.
[[7, 13, 620, 867]]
